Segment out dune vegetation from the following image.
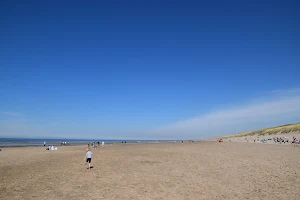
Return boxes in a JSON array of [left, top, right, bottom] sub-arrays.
[[224, 123, 300, 138]]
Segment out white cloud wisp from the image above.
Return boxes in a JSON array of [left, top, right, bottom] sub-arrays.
[[151, 93, 300, 140]]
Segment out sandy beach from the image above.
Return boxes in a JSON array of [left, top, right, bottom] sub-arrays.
[[1, 142, 300, 200]]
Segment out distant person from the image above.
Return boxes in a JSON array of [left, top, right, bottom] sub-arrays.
[[263, 138, 267, 143], [43, 141, 46, 147], [182, 140, 183, 144], [84, 149, 96, 169], [93, 141, 96, 149], [293, 139, 299, 147]]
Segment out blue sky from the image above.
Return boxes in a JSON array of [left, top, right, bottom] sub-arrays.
[[0, 0, 299, 139]]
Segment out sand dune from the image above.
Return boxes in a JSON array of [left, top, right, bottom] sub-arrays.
[[224, 123, 300, 138], [1, 142, 300, 200]]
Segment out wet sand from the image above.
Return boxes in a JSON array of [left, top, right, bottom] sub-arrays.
[[1, 142, 300, 200]]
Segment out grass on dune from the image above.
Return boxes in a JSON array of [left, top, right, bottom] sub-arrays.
[[224, 123, 300, 138]]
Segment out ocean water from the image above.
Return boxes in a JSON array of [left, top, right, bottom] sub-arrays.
[[0, 138, 174, 147]]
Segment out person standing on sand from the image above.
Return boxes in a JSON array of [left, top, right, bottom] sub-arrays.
[[84, 149, 96, 169]]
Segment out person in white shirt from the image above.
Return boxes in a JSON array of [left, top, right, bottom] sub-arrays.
[[84, 149, 96, 169]]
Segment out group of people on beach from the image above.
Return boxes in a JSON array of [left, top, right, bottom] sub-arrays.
[[88, 141, 103, 149], [44, 141, 68, 147], [61, 141, 68, 146], [242, 136, 300, 145], [273, 137, 289, 144], [46, 145, 57, 150], [272, 136, 299, 145], [251, 136, 300, 145]]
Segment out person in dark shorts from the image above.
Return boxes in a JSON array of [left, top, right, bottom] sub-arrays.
[[86, 157, 91, 163], [84, 149, 96, 169]]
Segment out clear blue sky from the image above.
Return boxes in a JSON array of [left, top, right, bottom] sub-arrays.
[[1, 0, 300, 139]]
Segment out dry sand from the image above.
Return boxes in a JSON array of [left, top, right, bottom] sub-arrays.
[[1, 142, 300, 200]]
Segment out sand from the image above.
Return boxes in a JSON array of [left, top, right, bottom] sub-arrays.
[[1, 142, 300, 200]]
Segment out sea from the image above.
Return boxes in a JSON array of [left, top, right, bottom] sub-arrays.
[[0, 138, 176, 148]]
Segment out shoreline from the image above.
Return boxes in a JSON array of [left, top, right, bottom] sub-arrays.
[[0, 140, 194, 148]]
